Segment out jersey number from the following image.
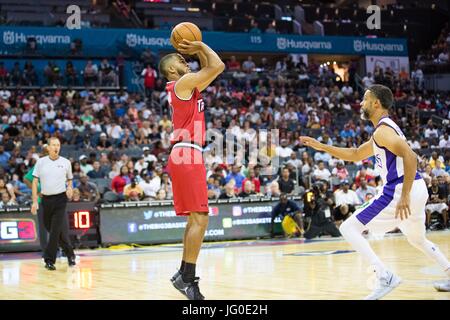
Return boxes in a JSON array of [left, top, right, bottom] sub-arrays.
[[197, 99, 205, 113]]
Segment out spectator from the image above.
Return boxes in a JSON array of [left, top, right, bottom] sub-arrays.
[[265, 24, 276, 34], [23, 61, 37, 86], [99, 59, 117, 86], [0, 177, 16, 203], [334, 180, 361, 207], [143, 146, 157, 165], [10, 62, 22, 86], [65, 61, 77, 86], [313, 161, 332, 182], [96, 132, 113, 151], [227, 56, 241, 71], [361, 72, 375, 89], [87, 161, 106, 179], [239, 180, 256, 198], [430, 151, 445, 169], [249, 22, 261, 34], [43, 61, 61, 86], [0, 145, 11, 170], [278, 167, 296, 194], [83, 60, 98, 86], [439, 133, 450, 149], [219, 182, 237, 199], [270, 193, 304, 237], [242, 56, 256, 74], [141, 64, 157, 99], [160, 172, 173, 199], [341, 82, 353, 96], [77, 173, 100, 202], [156, 188, 167, 200], [425, 177, 449, 229], [124, 177, 144, 201], [71, 188, 81, 202], [79, 155, 93, 175], [354, 167, 376, 187], [275, 139, 294, 158], [242, 167, 261, 193], [139, 170, 159, 200], [286, 152, 302, 170], [332, 160, 349, 183], [225, 165, 245, 189], [432, 160, 448, 177], [0, 192, 17, 208], [111, 165, 132, 196], [355, 177, 377, 203]]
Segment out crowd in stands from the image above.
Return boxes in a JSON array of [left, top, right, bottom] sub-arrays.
[[0, 48, 449, 230], [415, 23, 450, 72], [0, 59, 121, 88]]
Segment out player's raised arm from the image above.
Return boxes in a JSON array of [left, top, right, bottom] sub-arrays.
[[176, 40, 225, 93], [300, 136, 374, 162]]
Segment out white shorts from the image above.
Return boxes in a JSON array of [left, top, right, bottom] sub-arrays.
[[353, 178, 428, 235], [425, 203, 448, 214]]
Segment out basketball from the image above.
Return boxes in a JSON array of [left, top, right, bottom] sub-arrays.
[[170, 22, 202, 49]]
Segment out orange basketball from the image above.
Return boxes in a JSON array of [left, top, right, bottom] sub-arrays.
[[170, 22, 202, 49]]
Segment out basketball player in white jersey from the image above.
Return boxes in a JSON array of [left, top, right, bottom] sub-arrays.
[[301, 84, 450, 299]]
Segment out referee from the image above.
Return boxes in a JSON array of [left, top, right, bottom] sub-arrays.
[[31, 137, 76, 271]]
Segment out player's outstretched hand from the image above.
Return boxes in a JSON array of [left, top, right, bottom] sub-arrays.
[[395, 194, 411, 220], [299, 136, 325, 151], [177, 40, 203, 55]]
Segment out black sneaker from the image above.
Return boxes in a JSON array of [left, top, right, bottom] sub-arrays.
[[68, 256, 76, 267], [170, 269, 182, 283], [172, 274, 205, 300], [44, 260, 56, 271]]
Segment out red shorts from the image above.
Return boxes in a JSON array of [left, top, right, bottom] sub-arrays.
[[167, 147, 209, 216]]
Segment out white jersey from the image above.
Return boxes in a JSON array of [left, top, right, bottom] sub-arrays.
[[372, 117, 419, 185], [353, 116, 425, 230]]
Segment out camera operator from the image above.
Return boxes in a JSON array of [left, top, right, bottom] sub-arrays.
[[303, 185, 341, 239], [270, 193, 304, 238]]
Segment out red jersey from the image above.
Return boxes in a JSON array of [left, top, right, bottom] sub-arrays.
[[166, 81, 206, 146]]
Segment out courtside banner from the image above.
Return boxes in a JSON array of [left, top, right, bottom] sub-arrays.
[[99, 199, 288, 245], [0, 27, 408, 56], [0, 212, 40, 252]]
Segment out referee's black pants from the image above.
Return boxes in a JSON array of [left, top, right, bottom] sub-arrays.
[[36, 204, 48, 252], [42, 193, 74, 264]]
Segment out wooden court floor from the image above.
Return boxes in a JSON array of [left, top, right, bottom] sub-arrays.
[[0, 231, 449, 300]]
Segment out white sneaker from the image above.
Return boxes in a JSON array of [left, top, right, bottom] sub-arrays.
[[364, 270, 402, 300], [433, 280, 450, 292]]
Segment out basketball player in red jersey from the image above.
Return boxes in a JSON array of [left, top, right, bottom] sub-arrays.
[[158, 40, 224, 300]]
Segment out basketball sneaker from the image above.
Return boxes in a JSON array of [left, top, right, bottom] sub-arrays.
[[364, 269, 402, 300], [433, 279, 450, 292], [172, 274, 205, 300], [170, 269, 181, 283]]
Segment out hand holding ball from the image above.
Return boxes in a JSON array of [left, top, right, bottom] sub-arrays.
[[170, 22, 202, 50]]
